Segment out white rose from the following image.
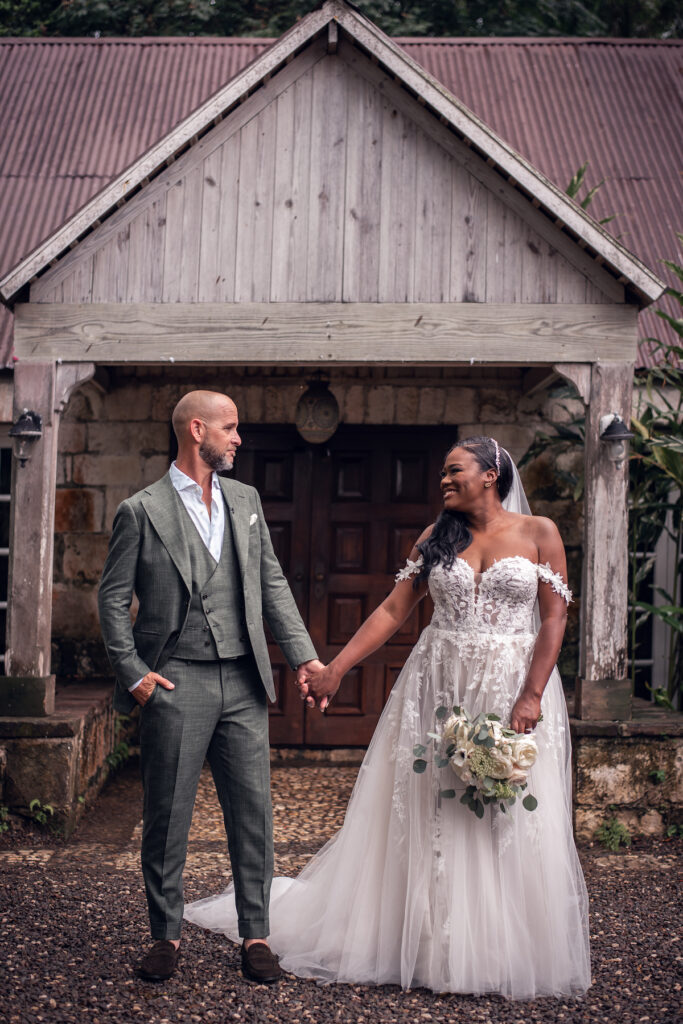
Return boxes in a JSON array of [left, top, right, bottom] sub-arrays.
[[507, 767, 527, 786], [487, 747, 514, 778], [511, 737, 538, 769]]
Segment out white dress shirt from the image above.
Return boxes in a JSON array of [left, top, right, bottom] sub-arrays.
[[129, 463, 225, 691]]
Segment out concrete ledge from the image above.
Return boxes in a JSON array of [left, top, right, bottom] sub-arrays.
[[0, 676, 55, 717], [0, 682, 127, 835]]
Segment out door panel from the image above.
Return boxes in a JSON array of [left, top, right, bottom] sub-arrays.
[[234, 424, 453, 746]]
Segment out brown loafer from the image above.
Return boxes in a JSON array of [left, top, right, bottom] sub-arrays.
[[240, 940, 282, 985], [136, 940, 181, 981]]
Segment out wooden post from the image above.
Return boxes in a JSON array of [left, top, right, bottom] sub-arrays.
[[575, 361, 634, 720], [3, 361, 94, 716]]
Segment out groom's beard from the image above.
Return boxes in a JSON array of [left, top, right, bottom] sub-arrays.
[[199, 441, 234, 472]]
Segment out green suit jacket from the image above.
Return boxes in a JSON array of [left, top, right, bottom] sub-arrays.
[[98, 472, 317, 713]]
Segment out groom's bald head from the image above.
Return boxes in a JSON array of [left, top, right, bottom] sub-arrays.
[[172, 390, 237, 442], [172, 390, 241, 471]]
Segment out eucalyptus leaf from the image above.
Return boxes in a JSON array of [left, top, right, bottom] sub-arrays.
[[439, 789, 456, 799], [435, 756, 450, 768], [435, 705, 448, 720], [452, 705, 461, 715], [523, 794, 538, 811], [473, 800, 485, 819], [412, 744, 427, 757], [412, 759, 427, 774]]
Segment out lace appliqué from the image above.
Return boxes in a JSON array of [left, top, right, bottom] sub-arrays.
[[537, 563, 573, 604], [395, 555, 424, 583]]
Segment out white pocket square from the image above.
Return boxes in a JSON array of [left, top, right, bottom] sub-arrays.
[[249, 513, 258, 526]]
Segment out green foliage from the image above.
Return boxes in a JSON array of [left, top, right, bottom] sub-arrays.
[[106, 740, 130, 770], [0, 804, 9, 834], [595, 816, 632, 852], [29, 798, 54, 827], [1, 0, 681, 38], [565, 162, 616, 226], [665, 822, 683, 838], [649, 769, 666, 784]]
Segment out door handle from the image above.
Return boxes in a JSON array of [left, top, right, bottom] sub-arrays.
[[294, 572, 304, 582], [314, 572, 325, 582]]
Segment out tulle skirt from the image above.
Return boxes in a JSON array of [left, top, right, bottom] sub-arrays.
[[184, 625, 591, 999]]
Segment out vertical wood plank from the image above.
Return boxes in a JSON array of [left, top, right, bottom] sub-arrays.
[[342, 70, 382, 302], [378, 104, 417, 302], [178, 165, 203, 300], [413, 128, 452, 302], [576, 360, 634, 719], [450, 169, 487, 302], [234, 105, 278, 303], [198, 148, 223, 302], [215, 134, 241, 302], [161, 177, 185, 302], [271, 69, 313, 301], [306, 57, 348, 302], [484, 191, 507, 303], [125, 197, 166, 301], [91, 224, 130, 302]]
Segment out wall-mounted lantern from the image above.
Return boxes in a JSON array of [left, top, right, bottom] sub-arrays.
[[9, 408, 43, 466], [295, 376, 340, 444], [599, 412, 634, 466]]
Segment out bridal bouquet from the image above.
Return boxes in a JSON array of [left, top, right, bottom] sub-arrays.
[[412, 705, 539, 818]]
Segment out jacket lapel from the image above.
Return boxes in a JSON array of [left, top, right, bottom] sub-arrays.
[[219, 477, 249, 579], [140, 473, 192, 593]]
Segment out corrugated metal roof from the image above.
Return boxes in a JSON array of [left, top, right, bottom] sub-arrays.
[[0, 36, 680, 368]]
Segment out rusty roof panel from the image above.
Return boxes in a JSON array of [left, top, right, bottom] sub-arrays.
[[0, 36, 679, 368]]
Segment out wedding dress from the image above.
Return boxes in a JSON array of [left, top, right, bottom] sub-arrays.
[[185, 554, 591, 999]]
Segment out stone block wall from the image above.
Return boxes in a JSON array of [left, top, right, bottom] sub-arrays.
[[52, 366, 583, 683], [573, 732, 683, 839]]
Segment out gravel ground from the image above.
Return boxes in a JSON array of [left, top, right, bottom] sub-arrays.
[[0, 759, 680, 1024]]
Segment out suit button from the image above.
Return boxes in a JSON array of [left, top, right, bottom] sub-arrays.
[[204, 641, 211, 647], [203, 625, 210, 632], [202, 594, 208, 600]]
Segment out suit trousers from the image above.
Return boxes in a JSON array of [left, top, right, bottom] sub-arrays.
[[139, 654, 273, 940]]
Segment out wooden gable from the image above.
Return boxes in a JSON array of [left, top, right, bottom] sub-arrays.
[[31, 37, 622, 310]]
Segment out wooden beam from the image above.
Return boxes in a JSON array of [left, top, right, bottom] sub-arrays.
[[575, 361, 634, 721], [14, 302, 640, 366], [4, 362, 94, 713], [554, 363, 592, 403], [521, 367, 558, 396], [328, 19, 338, 53]]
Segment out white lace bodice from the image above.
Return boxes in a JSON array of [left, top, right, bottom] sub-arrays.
[[396, 554, 571, 637]]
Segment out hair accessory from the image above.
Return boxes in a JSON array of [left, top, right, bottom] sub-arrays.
[[493, 438, 501, 474]]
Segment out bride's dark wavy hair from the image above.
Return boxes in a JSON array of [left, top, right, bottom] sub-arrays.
[[415, 436, 513, 584]]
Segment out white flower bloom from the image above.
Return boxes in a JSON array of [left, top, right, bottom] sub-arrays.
[[511, 737, 538, 769]]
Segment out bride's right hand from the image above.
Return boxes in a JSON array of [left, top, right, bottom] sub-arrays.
[[306, 663, 342, 711]]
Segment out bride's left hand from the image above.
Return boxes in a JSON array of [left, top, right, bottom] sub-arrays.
[[510, 691, 542, 735]]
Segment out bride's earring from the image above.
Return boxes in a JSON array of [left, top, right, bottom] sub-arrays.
[[484, 482, 492, 488]]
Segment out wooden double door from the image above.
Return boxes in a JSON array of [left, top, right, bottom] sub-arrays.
[[233, 425, 453, 746]]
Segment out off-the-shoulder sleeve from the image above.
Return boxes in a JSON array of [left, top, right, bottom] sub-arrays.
[[395, 555, 424, 583], [537, 562, 573, 604]]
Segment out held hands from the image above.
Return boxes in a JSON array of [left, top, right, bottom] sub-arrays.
[[295, 660, 341, 712], [510, 690, 542, 735], [132, 671, 175, 707]]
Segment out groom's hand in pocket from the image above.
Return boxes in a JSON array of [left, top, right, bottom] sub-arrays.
[[133, 671, 175, 707]]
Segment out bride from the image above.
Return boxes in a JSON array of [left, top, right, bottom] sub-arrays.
[[185, 436, 591, 999]]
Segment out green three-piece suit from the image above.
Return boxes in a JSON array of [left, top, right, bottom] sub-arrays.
[[98, 472, 317, 939]]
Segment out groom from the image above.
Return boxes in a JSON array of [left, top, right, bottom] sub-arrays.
[[98, 389, 323, 983]]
